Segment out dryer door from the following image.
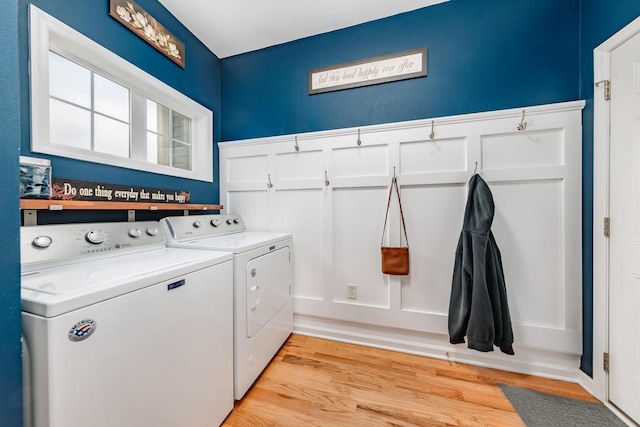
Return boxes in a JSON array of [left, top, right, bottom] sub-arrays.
[[246, 247, 291, 337]]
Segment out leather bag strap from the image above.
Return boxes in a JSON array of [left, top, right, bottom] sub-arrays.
[[381, 174, 409, 247]]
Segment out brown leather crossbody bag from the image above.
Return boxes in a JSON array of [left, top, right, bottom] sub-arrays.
[[381, 174, 409, 275]]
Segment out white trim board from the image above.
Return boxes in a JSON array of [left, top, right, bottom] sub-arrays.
[[221, 101, 585, 148], [589, 15, 640, 412], [294, 315, 582, 383]]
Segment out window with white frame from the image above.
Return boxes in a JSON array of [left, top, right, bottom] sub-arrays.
[[30, 5, 213, 182]]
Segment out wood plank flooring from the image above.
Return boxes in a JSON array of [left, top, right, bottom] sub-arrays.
[[223, 334, 598, 426]]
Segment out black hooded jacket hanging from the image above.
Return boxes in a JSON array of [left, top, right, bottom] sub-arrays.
[[448, 174, 514, 355]]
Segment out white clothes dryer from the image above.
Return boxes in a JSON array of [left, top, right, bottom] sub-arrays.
[[160, 214, 293, 400], [21, 221, 234, 427]]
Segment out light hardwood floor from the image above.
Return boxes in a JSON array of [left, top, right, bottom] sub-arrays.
[[223, 334, 598, 426]]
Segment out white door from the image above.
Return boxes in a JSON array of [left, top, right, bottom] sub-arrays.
[[609, 29, 640, 424]]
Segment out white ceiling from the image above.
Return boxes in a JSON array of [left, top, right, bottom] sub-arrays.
[[157, 0, 448, 59]]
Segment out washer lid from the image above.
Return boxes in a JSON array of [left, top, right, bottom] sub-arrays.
[[169, 231, 291, 254], [21, 247, 232, 318]]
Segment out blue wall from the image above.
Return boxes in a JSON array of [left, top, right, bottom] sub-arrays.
[[578, 0, 640, 377], [19, 0, 222, 205], [0, 1, 23, 424], [221, 0, 580, 141]]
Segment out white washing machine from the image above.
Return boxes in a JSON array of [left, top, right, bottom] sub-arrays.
[[160, 214, 293, 400], [20, 221, 234, 427]]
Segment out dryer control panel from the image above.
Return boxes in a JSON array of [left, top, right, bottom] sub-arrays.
[[161, 214, 246, 241]]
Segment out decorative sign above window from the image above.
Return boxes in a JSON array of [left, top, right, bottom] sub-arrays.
[[308, 48, 427, 95], [52, 178, 191, 204], [110, 0, 185, 68]]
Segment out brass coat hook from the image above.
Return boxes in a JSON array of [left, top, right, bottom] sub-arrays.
[[267, 174, 273, 188], [357, 129, 362, 146], [429, 120, 435, 139], [517, 109, 527, 131], [324, 171, 330, 186], [294, 136, 300, 151]]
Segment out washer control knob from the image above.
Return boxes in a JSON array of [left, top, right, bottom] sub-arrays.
[[32, 235, 52, 249], [128, 228, 142, 238], [193, 220, 202, 228], [233, 218, 240, 224], [210, 219, 220, 227], [146, 227, 159, 236], [85, 231, 106, 244], [226, 219, 233, 225]]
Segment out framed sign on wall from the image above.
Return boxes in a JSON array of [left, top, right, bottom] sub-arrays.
[[308, 48, 427, 95], [110, 0, 185, 68]]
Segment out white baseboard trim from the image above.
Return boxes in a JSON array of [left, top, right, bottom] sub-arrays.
[[578, 370, 602, 402], [294, 314, 582, 383]]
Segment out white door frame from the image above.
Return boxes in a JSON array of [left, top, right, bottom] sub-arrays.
[[590, 15, 640, 406]]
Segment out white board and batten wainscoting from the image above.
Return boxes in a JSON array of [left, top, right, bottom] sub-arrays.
[[219, 100, 585, 382]]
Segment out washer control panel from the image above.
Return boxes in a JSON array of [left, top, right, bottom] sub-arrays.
[[21, 221, 166, 270], [161, 214, 246, 241]]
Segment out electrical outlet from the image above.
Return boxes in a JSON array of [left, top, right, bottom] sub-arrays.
[[347, 284, 357, 300]]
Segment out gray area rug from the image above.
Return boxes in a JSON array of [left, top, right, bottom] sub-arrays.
[[499, 384, 627, 427]]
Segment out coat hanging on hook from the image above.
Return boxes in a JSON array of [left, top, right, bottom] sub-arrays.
[[448, 174, 514, 355]]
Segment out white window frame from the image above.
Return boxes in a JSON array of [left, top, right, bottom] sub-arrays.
[[29, 5, 213, 182]]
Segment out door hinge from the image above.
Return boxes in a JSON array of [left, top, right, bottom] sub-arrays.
[[595, 80, 611, 101], [603, 352, 610, 373], [604, 217, 611, 237]]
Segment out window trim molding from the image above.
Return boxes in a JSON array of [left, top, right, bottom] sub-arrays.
[[29, 5, 213, 182]]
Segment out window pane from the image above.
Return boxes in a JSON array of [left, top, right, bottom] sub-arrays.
[[173, 111, 191, 143], [147, 132, 170, 165], [95, 114, 130, 158], [172, 140, 191, 171], [49, 51, 91, 108], [94, 74, 130, 122], [50, 98, 91, 149], [147, 100, 170, 136]]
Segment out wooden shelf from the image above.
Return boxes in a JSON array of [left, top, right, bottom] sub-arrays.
[[20, 199, 223, 211]]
